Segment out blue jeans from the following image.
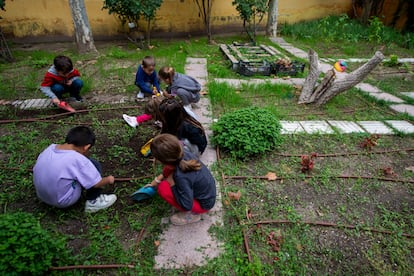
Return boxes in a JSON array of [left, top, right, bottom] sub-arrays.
[[51, 78, 83, 99], [138, 82, 153, 96], [85, 158, 102, 200]]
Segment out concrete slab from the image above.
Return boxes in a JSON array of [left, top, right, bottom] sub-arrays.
[[367, 92, 405, 103], [280, 121, 305, 134], [400, 92, 414, 99], [389, 104, 414, 116], [357, 121, 394, 134], [299, 121, 334, 134], [12, 98, 53, 109], [154, 57, 223, 270], [213, 78, 305, 88], [355, 83, 382, 93], [385, 120, 414, 134], [327, 121, 366, 134]]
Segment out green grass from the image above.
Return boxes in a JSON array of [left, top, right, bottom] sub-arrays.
[[1, 14, 414, 274]]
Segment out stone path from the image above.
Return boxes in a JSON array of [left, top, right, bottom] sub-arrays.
[[269, 37, 414, 116], [279, 120, 414, 134], [154, 58, 223, 269]]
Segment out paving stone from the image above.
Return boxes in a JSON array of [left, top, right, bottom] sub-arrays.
[[385, 120, 414, 134], [400, 92, 414, 99], [355, 83, 382, 93], [12, 98, 53, 109], [213, 78, 304, 88], [154, 57, 223, 270], [389, 104, 414, 116], [280, 121, 305, 134], [327, 121, 366, 133], [299, 121, 334, 134], [357, 121, 394, 134], [367, 92, 405, 103]]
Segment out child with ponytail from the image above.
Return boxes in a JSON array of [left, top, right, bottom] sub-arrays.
[[147, 134, 216, 225], [158, 66, 201, 118]]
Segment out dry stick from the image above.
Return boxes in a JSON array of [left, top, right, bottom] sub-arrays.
[[114, 176, 153, 182], [0, 105, 140, 124], [242, 229, 253, 262], [250, 219, 414, 238], [49, 264, 135, 271], [217, 146, 254, 263], [276, 148, 414, 157], [135, 215, 152, 250], [224, 174, 414, 184]]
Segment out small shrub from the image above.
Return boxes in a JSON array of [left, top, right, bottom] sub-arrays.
[[212, 107, 283, 158], [383, 54, 399, 67], [0, 212, 69, 275]]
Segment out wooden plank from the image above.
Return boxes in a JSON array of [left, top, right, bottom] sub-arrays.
[[219, 44, 239, 70]]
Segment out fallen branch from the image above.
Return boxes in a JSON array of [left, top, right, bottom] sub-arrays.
[[275, 148, 414, 157], [0, 105, 140, 125], [242, 229, 253, 263], [299, 50, 385, 105], [251, 219, 414, 238], [224, 174, 414, 184], [49, 264, 135, 271]]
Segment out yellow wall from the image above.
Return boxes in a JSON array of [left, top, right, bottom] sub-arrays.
[[0, 0, 352, 38]]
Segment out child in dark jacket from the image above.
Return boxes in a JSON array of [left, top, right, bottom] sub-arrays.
[[40, 55, 83, 105], [159, 98, 207, 156], [147, 134, 216, 225], [135, 56, 161, 99]]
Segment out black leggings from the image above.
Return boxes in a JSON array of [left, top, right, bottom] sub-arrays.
[[85, 158, 103, 200]]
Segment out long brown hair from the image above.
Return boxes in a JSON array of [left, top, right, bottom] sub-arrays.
[[158, 66, 175, 81], [150, 134, 201, 172], [144, 96, 163, 120], [158, 98, 205, 136]]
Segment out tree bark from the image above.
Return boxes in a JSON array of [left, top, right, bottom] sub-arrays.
[[68, 0, 98, 54], [266, 0, 278, 37], [299, 50, 384, 106], [194, 0, 214, 43], [298, 49, 320, 104]]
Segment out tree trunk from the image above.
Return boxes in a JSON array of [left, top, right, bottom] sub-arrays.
[[194, 0, 214, 43], [298, 49, 320, 104], [68, 0, 97, 54], [266, 0, 278, 37], [299, 50, 384, 106]]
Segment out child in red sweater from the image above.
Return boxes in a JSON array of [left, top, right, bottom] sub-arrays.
[[40, 55, 83, 105]]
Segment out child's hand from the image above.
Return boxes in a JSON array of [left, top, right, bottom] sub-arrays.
[[51, 98, 60, 105], [66, 79, 73, 86], [106, 175, 115, 185]]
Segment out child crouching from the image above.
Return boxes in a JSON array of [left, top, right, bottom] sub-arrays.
[[148, 134, 216, 225]]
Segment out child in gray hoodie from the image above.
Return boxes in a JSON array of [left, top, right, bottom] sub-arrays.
[[158, 66, 201, 118]]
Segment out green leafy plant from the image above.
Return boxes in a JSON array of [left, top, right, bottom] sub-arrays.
[[232, 0, 268, 43], [368, 16, 384, 43], [212, 107, 283, 158], [0, 212, 69, 275], [102, 0, 163, 47], [383, 54, 399, 67]]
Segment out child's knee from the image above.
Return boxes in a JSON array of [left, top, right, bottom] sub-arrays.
[[72, 79, 83, 89]]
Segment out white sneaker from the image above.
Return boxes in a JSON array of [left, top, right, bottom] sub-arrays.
[[122, 114, 138, 128], [85, 194, 117, 213], [137, 92, 145, 99]]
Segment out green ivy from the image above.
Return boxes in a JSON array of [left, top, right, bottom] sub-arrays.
[[212, 107, 283, 159], [102, 0, 163, 25], [0, 212, 69, 275]]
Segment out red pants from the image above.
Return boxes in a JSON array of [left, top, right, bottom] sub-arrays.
[[157, 180, 209, 214], [136, 114, 152, 124]]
